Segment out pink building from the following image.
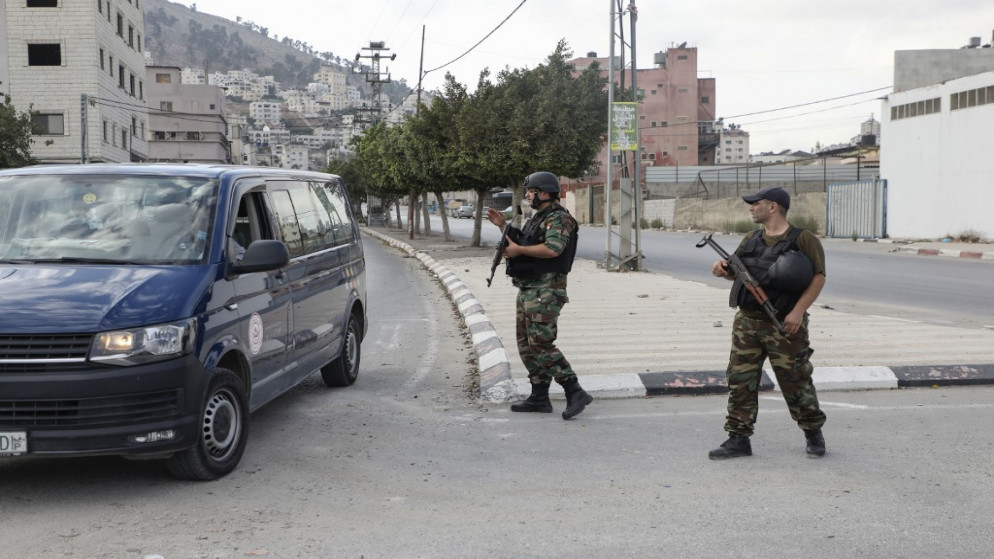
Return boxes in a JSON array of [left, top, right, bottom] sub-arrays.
[[565, 46, 716, 197]]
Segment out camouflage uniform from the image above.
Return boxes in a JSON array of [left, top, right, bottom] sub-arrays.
[[723, 228, 827, 438], [511, 205, 578, 386]]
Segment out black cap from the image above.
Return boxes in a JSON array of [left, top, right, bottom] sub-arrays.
[[742, 187, 790, 210]]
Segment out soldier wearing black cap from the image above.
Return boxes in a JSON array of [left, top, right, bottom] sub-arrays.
[[708, 186, 828, 459]]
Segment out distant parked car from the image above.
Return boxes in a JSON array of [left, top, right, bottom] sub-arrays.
[[454, 205, 475, 218]]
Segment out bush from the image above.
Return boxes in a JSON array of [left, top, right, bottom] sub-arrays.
[[791, 215, 821, 234], [640, 218, 650, 229], [650, 218, 664, 229], [953, 229, 982, 243], [725, 220, 760, 234]]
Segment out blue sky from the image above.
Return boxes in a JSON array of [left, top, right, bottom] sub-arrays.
[[184, 0, 993, 153]]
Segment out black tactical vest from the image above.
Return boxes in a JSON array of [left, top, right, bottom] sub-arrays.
[[506, 204, 579, 279], [731, 227, 805, 315]]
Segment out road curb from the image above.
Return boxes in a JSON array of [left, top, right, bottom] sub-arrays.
[[512, 364, 994, 399], [892, 246, 994, 260], [362, 228, 517, 403], [363, 228, 994, 403]]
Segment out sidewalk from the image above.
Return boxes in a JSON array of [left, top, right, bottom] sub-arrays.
[[362, 226, 994, 403]]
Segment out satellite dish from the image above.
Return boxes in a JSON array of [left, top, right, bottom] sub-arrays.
[[678, 42, 687, 48]]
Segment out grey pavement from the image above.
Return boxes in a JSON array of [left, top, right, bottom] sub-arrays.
[[362, 226, 994, 403]]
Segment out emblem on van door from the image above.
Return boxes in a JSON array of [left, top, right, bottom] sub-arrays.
[[248, 312, 264, 355]]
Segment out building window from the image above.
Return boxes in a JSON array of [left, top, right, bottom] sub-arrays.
[[677, 87, 688, 94], [118, 64, 125, 88], [97, 0, 102, 13], [130, 73, 136, 96], [128, 26, 134, 48], [137, 34, 142, 53], [139, 81, 143, 100], [28, 0, 59, 6], [650, 121, 657, 127], [155, 73, 171, 83], [122, 129, 128, 149], [108, 55, 113, 76], [99, 47, 105, 69], [31, 113, 65, 135], [701, 96, 710, 104], [650, 89, 657, 95], [117, 13, 124, 37], [160, 101, 173, 112], [131, 116, 137, 136], [893, 96, 941, 119], [27, 44, 62, 66], [102, 120, 108, 142], [677, 55, 688, 60]]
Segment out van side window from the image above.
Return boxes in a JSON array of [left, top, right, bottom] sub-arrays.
[[268, 189, 304, 257], [233, 193, 272, 257], [312, 179, 355, 247]]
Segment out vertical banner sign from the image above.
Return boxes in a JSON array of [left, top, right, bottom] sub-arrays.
[[610, 102, 638, 151]]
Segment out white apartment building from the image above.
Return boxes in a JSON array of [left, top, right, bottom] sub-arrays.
[[715, 125, 750, 165], [1, 0, 149, 163], [250, 100, 282, 124], [146, 65, 229, 163], [314, 64, 348, 111]]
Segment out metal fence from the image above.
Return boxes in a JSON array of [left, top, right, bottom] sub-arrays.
[[825, 179, 887, 239], [645, 160, 880, 200]]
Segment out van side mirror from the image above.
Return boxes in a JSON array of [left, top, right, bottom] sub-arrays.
[[229, 240, 290, 275]]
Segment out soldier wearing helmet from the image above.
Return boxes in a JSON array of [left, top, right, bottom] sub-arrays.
[[486, 171, 591, 420], [708, 186, 828, 460]]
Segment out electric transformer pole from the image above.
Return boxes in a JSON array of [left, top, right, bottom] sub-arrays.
[[354, 41, 395, 129], [354, 41, 396, 227]]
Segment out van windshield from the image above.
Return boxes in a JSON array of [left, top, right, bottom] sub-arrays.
[[0, 174, 218, 264]]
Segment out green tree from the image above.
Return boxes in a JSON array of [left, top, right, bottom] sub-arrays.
[[0, 93, 36, 169], [454, 41, 608, 245]]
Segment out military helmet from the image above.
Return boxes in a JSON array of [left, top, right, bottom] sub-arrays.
[[523, 171, 560, 195], [768, 250, 814, 293]]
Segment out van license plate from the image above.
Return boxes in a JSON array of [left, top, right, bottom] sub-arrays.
[[0, 432, 28, 455]]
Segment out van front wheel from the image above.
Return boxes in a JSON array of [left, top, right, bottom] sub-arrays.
[[321, 314, 361, 387], [167, 369, 249, 481]]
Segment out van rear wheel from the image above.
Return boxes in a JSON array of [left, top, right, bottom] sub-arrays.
[[321, 314, 361, 387], [166, 369, 249, 481]]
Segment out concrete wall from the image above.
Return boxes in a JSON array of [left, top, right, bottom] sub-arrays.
[[894, 49, 994, 92], [881, 71, 994, 240]]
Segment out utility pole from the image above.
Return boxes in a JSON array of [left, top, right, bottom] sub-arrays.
[[604, 0, 643, 271], [80, 94, 90, 164], [354, 41, 395, 228], [354, 41, 395, 129]]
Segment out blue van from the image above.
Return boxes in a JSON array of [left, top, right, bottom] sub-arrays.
[[0, 164, 367, 480]]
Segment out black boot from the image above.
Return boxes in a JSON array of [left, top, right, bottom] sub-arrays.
[[511, 382, 553, 413], [561, 380, 593, 420], [804, 429, 826, 458], [708, 436, 752, 459]]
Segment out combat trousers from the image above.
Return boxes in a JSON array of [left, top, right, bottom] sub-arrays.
[[516, 286, 577, 385], [723, 310, 827, 437]]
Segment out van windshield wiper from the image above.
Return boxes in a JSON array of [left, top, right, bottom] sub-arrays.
[[26, 257, 147, 265]]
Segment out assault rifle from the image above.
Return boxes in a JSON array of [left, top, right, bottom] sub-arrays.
[[486, 206, 522, 287], [696, 233, 784, 331]]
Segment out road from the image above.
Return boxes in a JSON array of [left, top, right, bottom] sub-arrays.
[[431, 214, 994, 329], [3, 234, 994, 558]]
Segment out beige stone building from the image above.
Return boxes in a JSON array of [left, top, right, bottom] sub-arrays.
[[1, 0, 149, 163]]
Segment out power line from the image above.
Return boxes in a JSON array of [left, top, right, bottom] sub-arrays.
[[422, 0, 527, 77], [722, 86, 891, 120]]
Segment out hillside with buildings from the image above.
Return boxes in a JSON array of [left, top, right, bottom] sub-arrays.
[[143, 0, 411, 102]]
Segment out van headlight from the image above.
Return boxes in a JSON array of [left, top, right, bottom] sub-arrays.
[[90, 318, 196, 366]]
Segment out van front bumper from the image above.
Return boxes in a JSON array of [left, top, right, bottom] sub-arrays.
[[0, 354, 208, 457]]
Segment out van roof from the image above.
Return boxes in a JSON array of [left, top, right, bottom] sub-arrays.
[[0, 163, 342, 182]]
